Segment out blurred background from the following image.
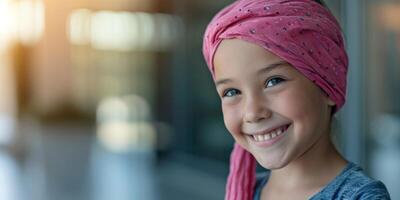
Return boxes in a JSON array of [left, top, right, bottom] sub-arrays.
[[0, 0, 399, 199]]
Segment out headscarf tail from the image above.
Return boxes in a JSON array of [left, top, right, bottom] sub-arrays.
[[225, 143, 256, 200]]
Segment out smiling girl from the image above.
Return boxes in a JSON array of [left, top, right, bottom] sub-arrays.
[[202, 0, 391, 199]]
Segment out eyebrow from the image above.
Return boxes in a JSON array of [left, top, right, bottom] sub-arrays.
[[215, 61, 289, 87]]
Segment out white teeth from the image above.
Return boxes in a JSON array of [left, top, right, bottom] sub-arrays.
[[250, 125, 287, 142], [257, 135, 263, 141], [264, 134, 271, 140]]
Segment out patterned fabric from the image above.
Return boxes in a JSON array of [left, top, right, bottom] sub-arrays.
[[253, 162, 391, 200], [202, 0, 348, 111]]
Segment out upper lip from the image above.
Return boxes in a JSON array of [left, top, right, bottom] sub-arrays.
[[243, 123, 290, 136]]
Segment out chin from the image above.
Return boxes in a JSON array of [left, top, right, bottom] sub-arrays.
[[255, 155, 289, 170]]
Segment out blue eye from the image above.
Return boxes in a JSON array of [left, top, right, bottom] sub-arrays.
[[266, 77, 285, 88], [223, 88, 241, 97]]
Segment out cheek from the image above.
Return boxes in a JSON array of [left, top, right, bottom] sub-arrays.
[[283, 85, 322, 117], [272, 85, 324, 134], [273, 90, 308, 119], [222, 104, 242, 135]]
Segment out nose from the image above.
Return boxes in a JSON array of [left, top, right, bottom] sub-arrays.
[[243, 93, 271, 123]]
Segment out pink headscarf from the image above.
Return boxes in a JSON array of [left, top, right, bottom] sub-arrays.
[[202, 0, 349, 200]]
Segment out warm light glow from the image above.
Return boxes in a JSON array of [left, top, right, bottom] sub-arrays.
[[97, 122, 156, 153], [15, 0, 45, 45], [68, 9, 92, 45], [96, 95, 156, 153], [68, 10, 182, 51], [0, 0, 16, 52], [90, 11, 140, 51], [0, 0, 45, 50], [379, 4, 400, 31]]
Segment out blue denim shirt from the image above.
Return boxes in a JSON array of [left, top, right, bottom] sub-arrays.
[[253, 162, 391, 200]]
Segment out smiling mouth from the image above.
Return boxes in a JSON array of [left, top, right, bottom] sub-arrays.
[[247, 124, 290, 142]]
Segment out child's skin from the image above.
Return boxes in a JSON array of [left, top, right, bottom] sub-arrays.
[[213, 39, 348, 199]]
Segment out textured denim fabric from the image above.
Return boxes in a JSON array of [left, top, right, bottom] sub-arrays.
[[253, 162, 391, 200]]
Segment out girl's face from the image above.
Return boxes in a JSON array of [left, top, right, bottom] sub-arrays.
[[213, 39, 335, 169]]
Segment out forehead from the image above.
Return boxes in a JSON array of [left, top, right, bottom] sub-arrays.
[[213, 39, 286, 78]]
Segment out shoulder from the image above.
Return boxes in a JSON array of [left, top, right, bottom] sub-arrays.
[[339, 163, 390, 199], [315, 162, 391, 200], [350, 180, 391, 199]]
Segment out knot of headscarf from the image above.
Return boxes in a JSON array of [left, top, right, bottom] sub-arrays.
[[202, 1, 349, 200]]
